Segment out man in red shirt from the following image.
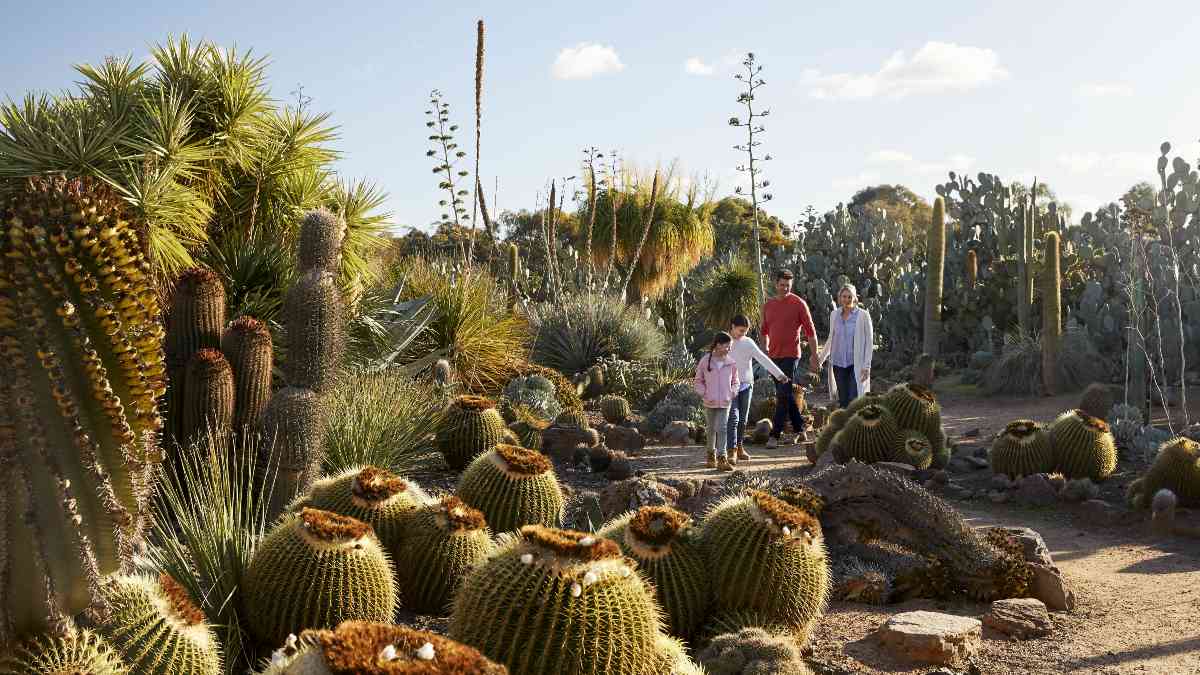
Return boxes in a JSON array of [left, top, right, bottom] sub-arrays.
[[761, 269, 819, 448]]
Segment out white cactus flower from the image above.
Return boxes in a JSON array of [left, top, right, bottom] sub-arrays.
[[571, 582, 583, 597], [782, 526, 791, 536], [417, 642, 436, 660], [380, 645, 399, 661], [579, 536, 596, 546]]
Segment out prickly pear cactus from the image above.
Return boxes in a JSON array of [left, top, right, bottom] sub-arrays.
[[456, 444, 564, 533], [0, 175, 165, 640], [1050, 409, 1118, 480], [293, 466, 431, 555], [831, 404, 900, 465], [395, 496, 494, 614], [1127, 436, 1200, 508], [92, 574, 222, 675], [437, 395, 508, 471], [0, 629, 129, 675], [450, 525, 670, 675], [243, 508, 397, 646], [700, 490, 830, 645], [989, 420, 1054, 479], [598, 506, 711, 639]]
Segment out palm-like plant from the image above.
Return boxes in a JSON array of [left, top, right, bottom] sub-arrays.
[[695, 256, 761, 328]]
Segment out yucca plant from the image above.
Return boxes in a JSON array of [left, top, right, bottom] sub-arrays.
[[146, 428, 275, 673], [696, 256, 761, 328], [322, 371, 445, 476], [529, 292, 668, 375]]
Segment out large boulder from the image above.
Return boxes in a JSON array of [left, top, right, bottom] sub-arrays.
[[876, 611, 981, 666], [983, 598, 1053, 639]]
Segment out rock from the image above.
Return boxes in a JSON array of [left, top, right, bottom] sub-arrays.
[[1046, 473, 1066, 492], [983, 598, 1053, 639], [1059, 478, 1099, 503], [658, 477, 702, 500], [1028, 563, 1076, 611], [602, 424, 645, 454], [990, 474, 1015, 491], [961, 427, 981, 438], [988, 490, 1011, 504], [588, 444, 613, 473], [815, 448, 838, 470], [982, 526, 1052, 565], [1077, 498, 1122, 526], [875, 611, 982, 666], [599, 478, 679, 518], [662, 421, 692, 446], [946, 457, 975, 474], [875, 462, 916, 479], [1014, 474, 1058, 507], [605, 451, 635, 481], [941, 483, 973, 500], [751, 419, 773, 445], [965, 457, 989, 470], [915, 469, 949, 485], [543, 425, 600, 462], [974, 445, 990, 460], [572, 447, 590, 471]]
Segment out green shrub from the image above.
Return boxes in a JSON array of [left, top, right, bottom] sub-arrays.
[[644, 381, 705, 435], [322, 371, 444, 476], [529, 292, 667, 375], [695, 257, 761, 329]]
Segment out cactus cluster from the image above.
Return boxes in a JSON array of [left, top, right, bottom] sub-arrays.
[[457, 444, 564, 533], [599, 395, 632, 424], [1049, 409, 1118, 480], [293, 466, 431, 554], [258, 621, 508, 674], [436, 395, 508, 471], [698, 627, 812, 675], [502, 374, 562, 422], [395, 496, 494, 614], [0, 629, 129, 675], [990, 420, 1054, 479], [817, 386, 945, 470], [1127, 436, 1200, 508], [831, 404, 899, 464]]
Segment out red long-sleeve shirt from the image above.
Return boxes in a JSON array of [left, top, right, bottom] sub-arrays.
[[762, 293, 818, 359]]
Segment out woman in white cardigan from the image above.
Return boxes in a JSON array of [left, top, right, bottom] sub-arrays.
[[817, 283, 874, 408]]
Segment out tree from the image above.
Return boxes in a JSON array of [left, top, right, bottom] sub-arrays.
[[710, 196, 789, 253], [847, 184, 932, 243]]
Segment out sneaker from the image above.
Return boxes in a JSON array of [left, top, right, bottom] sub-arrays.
[[736, 445, 751, 461], [766, 436, 779, 449], [705, 451, 716, 468], [717, 457, 734, 472], [727, 453, 737, 467]]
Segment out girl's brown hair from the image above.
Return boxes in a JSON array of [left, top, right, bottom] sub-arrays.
[[707, 331, 733, 370]]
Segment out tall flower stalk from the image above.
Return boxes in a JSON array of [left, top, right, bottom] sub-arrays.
[[467, 19, 486, 260], [425, 89, 469, 229], [729, 52, 774, 303]]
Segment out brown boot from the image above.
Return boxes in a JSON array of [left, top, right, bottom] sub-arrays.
[[717, 456, 734, 472], [736, 445, 751, 462], [705, 451, 716, 468], [727, 452, 738, 467]]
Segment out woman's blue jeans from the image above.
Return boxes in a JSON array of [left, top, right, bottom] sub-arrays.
[[726, 385, 752, 449], [833, 364, 858, 409]]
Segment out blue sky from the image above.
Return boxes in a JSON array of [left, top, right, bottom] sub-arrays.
[[4, 1, 1199, 233]]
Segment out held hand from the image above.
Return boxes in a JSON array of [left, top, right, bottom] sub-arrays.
[[860, 368, 870, 383], [775, 374, 790, 383]]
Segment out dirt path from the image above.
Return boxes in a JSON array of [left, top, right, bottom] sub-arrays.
[[639, 388, 1200, 674]]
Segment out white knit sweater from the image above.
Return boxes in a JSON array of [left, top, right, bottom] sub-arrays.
[[730, 336, 787, 389]]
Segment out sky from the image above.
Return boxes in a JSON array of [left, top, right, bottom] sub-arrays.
[[3, 0, 1200, 234]]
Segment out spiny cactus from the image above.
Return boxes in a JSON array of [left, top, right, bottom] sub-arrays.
[[508, 414, 549, 453], [395, 496, 494, 614], [829, 541, 948, 603], [698, 627, 812, 675], [653, 633, 704, 675], [293, 466, 431, 554], [258, 621, 508, 674], [0, 629, 129, 675], [600, 395, 632, 425], [243, 508, 397, 646], [166, 267, 226, 445], [502, 375, 561, 423], [776, 485, 826, 517], [923, 196, 946, 358], [221, 316, 273, 432], [258, 387, 328, 521], [283, 270, 343, 394], [598, 506, 711, 639], [1127, 437, 1200, 508], [554, 408, 591, 430], [831, 556, 892, 605], [965, 249, 977, 289], [181, 348, 235, 444], [92, 574, 221, 675], [1042, 231, 1062, 395], [1, 175, 165, 640], [297, 207, 346, 275], [1050, 409, 1118, 480], [845, 392, 885, 416], [1079, 383, 1114, 421], [989, 420, 1054, 479], [814, 408, 850, 457], [700, 490, 830, 644], [436, 395, 507, 471], [882, 382, 944, 461], [831, 404, 900, 464], [892, 430, 933, 469], [456, 444, 564, 533], [450, 525, 669, 675]]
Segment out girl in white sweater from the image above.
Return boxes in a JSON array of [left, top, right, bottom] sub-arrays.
[[726, 314, 790, 462]]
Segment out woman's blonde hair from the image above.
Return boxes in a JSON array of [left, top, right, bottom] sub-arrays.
[[838, 283, 858, 304]]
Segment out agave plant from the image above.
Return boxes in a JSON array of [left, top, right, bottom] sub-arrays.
[[322, 371, 446, 476], [529, 292, 668, 375]]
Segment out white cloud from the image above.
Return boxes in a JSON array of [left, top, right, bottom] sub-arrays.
[[864, 150, 973, 176], [552, 43, 625, 80], [868, 149, 914, 164], [1057, 151, 1149, 176], [802, 41, 1008, 100], [1076, 82, 1134, 98], [685, 57, 714, 76]]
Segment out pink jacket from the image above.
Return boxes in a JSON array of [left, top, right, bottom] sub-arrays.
[[694, 353, 740, 408]]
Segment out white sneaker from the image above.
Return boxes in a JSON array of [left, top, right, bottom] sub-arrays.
[[766, 437, 779, 449]]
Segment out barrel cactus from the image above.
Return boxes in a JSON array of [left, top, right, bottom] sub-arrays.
[[1127, 437, 1200, 508], [845, 392, 885, 416], [600, 395, 633, 425], [456, 444, 564, 532], [814, 408, 850, 457], [1, 175, 166, 640], [883, 382, 944, 459], [243, 508, 397, 645], [700, 490, 830, 644], [395, 496, 494, 614], [990, 420, 1054, 479], [450, 525, 669, 675], [697, 627, 812, 675], [508, 414, 549, 452], [777, 485, 826, 517], [293, 466, 431, 554], [503, 375, 562, 422], [0, 629, 129, 675], [598, 506, 711, 639], [892, 430, 934, 469], [258, 621, 508, 674], [166, 267, 226, 446], [831, 404, 901, 464], [1050, 409, 1118, 480], [258, 387, 328, 520], [554, 408, 591, 430], [220, 316, 273, 432], [92, 574, 221, 674], [436, 395, 507, 471], [1079, 383, 1115, 421]]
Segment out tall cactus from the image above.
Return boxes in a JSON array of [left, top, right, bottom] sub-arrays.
[[923, 196, 946, 358], [283, 270, 343, 394], [1042, 232, 1062, 395], [1016, 197, 1031, 336], [965, 249, 977, 289], [165, 268, 225, 445], [258, 387, 328, 521], [296, 207, 346, 275], [181, 348, 235, 443], [0, 175, 165, 641], [221, 316, 272, 432]]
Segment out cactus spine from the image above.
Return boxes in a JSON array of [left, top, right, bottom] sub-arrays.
[[258, 387, 328, 521], [166, 268, 226, 446], [455, 444, 564, 533], [283, 270, 343, 395], [220, 316, 272, 432], [181, 348, 235, 444], [1, 176, 165, 640], [92, 574, 222, 675], [0, 629, 129, 674], [1042, 231, 1062, 395], [923, 196, 945, 358], [293, 466, 431, 555], [395, 496, 494, 614]]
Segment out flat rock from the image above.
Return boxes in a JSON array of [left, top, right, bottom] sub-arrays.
[[602, 424, 645, 453], [982, 526, 1053, 565], [816, 449, 838, 470], [1014, 474, 1058, 507], [875, 611, 982, 666], [874, 461, 916, 479], [662, 421, 692, 446], [988, 490, 1011, 504], [965, 456, 989, 469], [1028, 563, 1076, 611], [1077, 498, 1123, 526], [946, 457, 975, 474], [983, 598, 1053, 639]]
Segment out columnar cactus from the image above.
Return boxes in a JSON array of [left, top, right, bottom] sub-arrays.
[[436, 395, 507, 471], [1127, 437, 1200, 508], [456, 444, 564, 532], [243, 508, 397, 646], [1050, 409, 1118, 480], [600, 395, 632, 425], [166, 267, 226, 445], [0, 629, 129, 675], [221, 316, 273, 432], [296, 207, 346, 275], [989, 420, 1054, 479], [181, 348, 235, 444], [923, 196, 946, 358], [395, 496, 494, 614], [1, 175, 165, 640], [598, 506, 711, 639], [965, 249, 977, 289], [1017, 197, 1031, 336], [831, 404, 901, 464], [293, 466, 431, 554], [92, 574, 222, 675], [700, 490, 830, 645], [258, 387, 328, 521], [1042, 231, 1062, 395], [283, 270, 343, 395], [450, 525, 669, 675]]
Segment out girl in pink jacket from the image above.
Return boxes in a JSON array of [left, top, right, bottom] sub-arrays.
[[694, 331, 740, 471]]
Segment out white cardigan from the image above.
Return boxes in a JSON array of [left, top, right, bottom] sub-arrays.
[[817, 307, 874, 401]]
